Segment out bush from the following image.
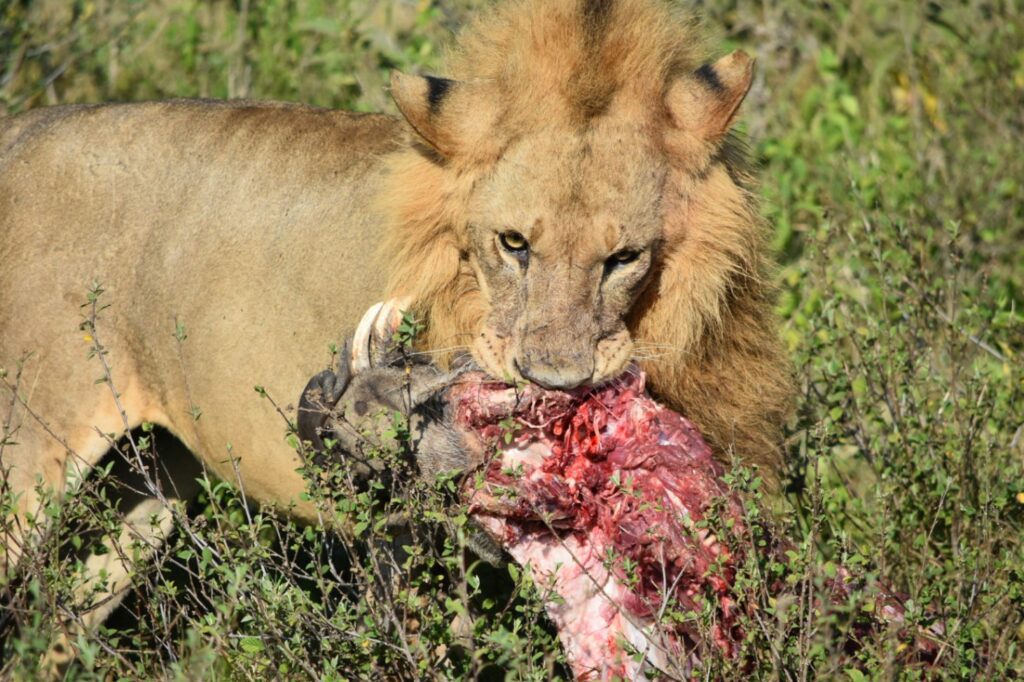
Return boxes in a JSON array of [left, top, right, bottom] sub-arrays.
[[2, 0, 1021, 678]]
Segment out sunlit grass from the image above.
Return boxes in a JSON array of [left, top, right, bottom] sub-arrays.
[[1, 0, 1021, 677]]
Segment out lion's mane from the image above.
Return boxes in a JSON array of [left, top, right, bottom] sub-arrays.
[[379, 0, 794, 486]]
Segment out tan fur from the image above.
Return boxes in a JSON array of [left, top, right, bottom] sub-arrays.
[[1, 102, 401, 569], [0, 0, 792, 645], [384, 0, 793, 483]]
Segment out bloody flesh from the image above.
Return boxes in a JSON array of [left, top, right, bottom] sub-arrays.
[[450, 367, 936, 680], [453, 368, 746, 679]]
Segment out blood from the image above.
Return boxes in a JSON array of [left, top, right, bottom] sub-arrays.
[[452, 368, 746, 678], [449, 367, 938, 680]]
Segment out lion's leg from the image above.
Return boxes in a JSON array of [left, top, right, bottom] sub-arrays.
[[42, 499, 176, 671], [0, 349, 188, 668], [0, 400, 111, 577], [45, 445, 201, 670], [0, 400, 117, 671]]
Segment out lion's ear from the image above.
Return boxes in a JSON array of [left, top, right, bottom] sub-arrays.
[[665, 50, 754, 143], [391, 70, 491, 159]]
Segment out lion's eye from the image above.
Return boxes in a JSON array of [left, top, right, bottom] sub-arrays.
[[603, 249, 642, 279], [499, 231, 529, 254], [610, 250, 640, 265]]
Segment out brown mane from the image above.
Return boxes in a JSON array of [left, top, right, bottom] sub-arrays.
[[380, 0, 793, 486]]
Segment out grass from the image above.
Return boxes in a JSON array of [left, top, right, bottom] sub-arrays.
[[2, 0, 1022, 678]]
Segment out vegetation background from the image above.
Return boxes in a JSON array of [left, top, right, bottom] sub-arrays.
[[1, 0, 1021, 679]]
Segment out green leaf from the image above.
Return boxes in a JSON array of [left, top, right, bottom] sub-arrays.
[[239, 636, 264, 654]]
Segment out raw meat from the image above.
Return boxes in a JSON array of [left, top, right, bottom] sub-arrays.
[[452, 367, 744, 679], [450, 367, 936, 680]]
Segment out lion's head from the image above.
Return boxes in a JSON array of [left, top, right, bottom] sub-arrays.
[[453, 121, 667, 389], [381, 0, 792, 478]]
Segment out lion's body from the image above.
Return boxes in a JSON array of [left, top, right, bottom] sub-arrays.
[[1, 101, 399, 535], [0, 0, 793, 656]]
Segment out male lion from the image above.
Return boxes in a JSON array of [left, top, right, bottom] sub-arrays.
[[0, 0, 792, 653]]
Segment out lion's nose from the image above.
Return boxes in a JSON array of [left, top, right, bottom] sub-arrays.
[[515, 355, 593, 391]]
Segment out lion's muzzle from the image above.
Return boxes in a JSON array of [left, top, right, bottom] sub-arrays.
[[514, 349, 594, 391]]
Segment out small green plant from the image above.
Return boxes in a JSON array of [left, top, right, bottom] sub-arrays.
[[393, 309, 425, 352], [1, 0, 1021, 678]]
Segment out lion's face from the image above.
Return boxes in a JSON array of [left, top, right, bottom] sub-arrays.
[[386, 0, 759, 392], [383, 0, 790, 483], [464, 126, 665, 389]]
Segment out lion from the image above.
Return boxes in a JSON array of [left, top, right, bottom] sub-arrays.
[[0, 0, 792, 657]]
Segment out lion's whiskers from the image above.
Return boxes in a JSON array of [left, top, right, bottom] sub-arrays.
[[632, 351, 690, 359], [632, 343, 690, 352], [408, 345, 471, 357], [631, 341, 693, 359]]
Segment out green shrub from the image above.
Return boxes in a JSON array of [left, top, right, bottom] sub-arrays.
[[2, 0, 1021, 678]]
